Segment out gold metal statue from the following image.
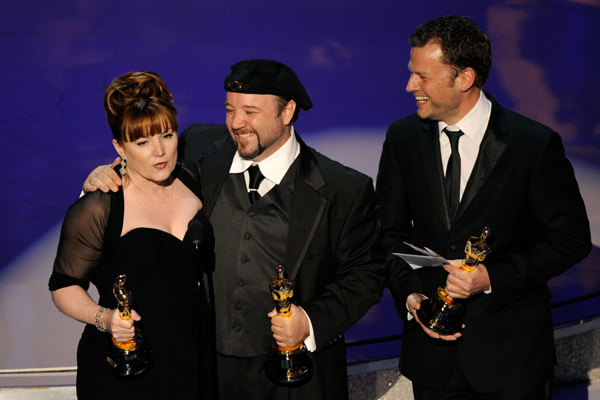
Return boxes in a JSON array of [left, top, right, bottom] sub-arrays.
[[265, 265, 313, 385], [105, 274, 152, 377], [417, 227, 492, 335]]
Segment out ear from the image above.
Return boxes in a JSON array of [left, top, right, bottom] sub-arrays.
[[112, 139, 126, 160], [280, 99, 297, 126], [458, 67, 476, 92]]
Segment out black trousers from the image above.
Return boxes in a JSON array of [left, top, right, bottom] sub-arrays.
[[412, 359, 551, 400], [217, 353, 289, 400]]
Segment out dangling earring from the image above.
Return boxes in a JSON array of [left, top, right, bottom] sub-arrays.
[[119, 159, 127, 176]]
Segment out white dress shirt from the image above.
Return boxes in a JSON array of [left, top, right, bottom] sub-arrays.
[[438, 91, 492, 200], [229, 127, 300, 195]]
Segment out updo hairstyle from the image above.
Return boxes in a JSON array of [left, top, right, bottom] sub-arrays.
[[104, 71, 178, 143]]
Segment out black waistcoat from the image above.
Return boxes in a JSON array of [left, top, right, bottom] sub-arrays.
[[211, 159, 299, 357]]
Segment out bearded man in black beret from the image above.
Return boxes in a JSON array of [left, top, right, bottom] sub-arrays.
[[85, 59, 385, 399]]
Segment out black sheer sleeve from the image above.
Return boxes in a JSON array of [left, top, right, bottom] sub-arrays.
[[48, 191, 112, 291]]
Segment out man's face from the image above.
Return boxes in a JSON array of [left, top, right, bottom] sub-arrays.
[[405, 42, 465, 125], [225, 92, 293, 162]]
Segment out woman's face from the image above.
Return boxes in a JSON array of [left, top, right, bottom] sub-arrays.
[[113, 130, 178, 185]]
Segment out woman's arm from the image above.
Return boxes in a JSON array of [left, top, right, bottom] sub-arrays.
[[51, 285, 140, 341]]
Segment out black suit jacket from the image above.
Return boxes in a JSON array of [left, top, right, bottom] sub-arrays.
[[179, 124, 385, 399], [376, 95, 591, 392]]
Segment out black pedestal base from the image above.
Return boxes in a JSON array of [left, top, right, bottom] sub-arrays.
[[265, 346, 313, 386], [417, 297, 464, 336], [105, 337, 152, 378]]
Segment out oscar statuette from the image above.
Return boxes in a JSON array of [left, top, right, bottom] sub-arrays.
[[417, 227, 492, 335], [105, 274, 152, 377], [265, 265, 313, 386]]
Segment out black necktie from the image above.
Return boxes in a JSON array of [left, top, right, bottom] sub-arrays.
[[444, 128, 464, 220], [247, 165, 264, 204]]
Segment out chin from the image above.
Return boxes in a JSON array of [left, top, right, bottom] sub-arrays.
[[416, 109, 430, 120]]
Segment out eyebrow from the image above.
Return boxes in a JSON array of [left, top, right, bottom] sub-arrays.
[[224, 103, 261, 111]]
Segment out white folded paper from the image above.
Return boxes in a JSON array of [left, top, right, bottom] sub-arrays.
[[393, 242, 448, 269]]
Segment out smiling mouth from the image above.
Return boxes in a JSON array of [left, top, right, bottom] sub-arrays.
[[415, 96, 429, 102]]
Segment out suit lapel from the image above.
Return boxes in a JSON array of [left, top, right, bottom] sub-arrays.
[[454, 97, 507, 224], [200, 141, 237, 218], [285, 136, 327, 280], [416, 120, 451, 229]]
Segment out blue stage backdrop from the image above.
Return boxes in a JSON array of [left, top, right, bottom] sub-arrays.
[[1, 0, 599, 370]]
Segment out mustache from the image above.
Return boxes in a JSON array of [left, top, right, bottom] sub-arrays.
[[232, 127, 255, 135]]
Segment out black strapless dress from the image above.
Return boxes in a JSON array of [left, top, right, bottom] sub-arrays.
[[49, 163, 213, 400]]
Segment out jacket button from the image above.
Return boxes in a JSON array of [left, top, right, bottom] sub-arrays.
[[449, 244, 457, 251]]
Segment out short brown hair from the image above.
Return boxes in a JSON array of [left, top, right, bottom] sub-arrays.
[[410, 15, 492, 88], [104, 71, 178, 142]]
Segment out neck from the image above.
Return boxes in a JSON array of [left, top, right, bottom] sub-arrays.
[[122, 173, 176, 196], [448, 88, 481, 126]]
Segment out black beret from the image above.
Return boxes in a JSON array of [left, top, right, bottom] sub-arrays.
[[224, 59, 313, 111]]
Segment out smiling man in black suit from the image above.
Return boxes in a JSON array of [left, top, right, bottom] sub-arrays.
[[376, 15, 591, 399]]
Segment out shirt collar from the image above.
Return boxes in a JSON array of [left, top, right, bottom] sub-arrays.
[[229, 126, 300, 185], [439, 91, 491, 142]]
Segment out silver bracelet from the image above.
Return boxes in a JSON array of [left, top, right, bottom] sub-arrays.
[[94, 307, 109, 332]]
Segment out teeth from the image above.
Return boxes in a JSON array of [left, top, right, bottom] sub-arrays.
[[415, 96, 429, 101]]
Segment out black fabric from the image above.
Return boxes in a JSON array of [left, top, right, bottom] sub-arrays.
[[216, 353, 287, 400], [247, 164, 264, 204], [377, 94, 591, 393], [210, 160, 298, 357], [443, 128, 464, 221], [178, 123, 230, 163], [50, 163, 213, 399], [412, 359, 551, 400], [188, 124, 385, 399]]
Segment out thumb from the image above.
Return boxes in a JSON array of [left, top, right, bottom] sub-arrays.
[[110, 157, 122, 169], [130, 309, 142, 321], [267, 308, 278, 318]]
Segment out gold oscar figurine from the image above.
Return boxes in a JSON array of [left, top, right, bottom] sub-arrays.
[[417, 227, 492, 335], [105, 274, 152, 377], [265, 265, 313, 386]]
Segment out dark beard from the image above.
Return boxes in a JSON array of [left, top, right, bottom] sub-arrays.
[[233, 128, 264, 160]]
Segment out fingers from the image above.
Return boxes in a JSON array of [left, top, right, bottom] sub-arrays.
[[445, 264, 490, 299], [110, 157, 122, 169], [269, 305, 309, 348], [106, 308, 136, 341], [270, 319, 288, 347], [409, 294, 464, 341], [415, 316, 463, 341], [443, 260, 475, 299], [407, 293, 425, 314], [83, 164, 122, 193], [83, 177, 112, 193]]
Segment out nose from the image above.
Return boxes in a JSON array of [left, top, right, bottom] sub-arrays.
[[153, 139, 166, 157], [406, 73, 418, 93], [228, 111, 246, 131]]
